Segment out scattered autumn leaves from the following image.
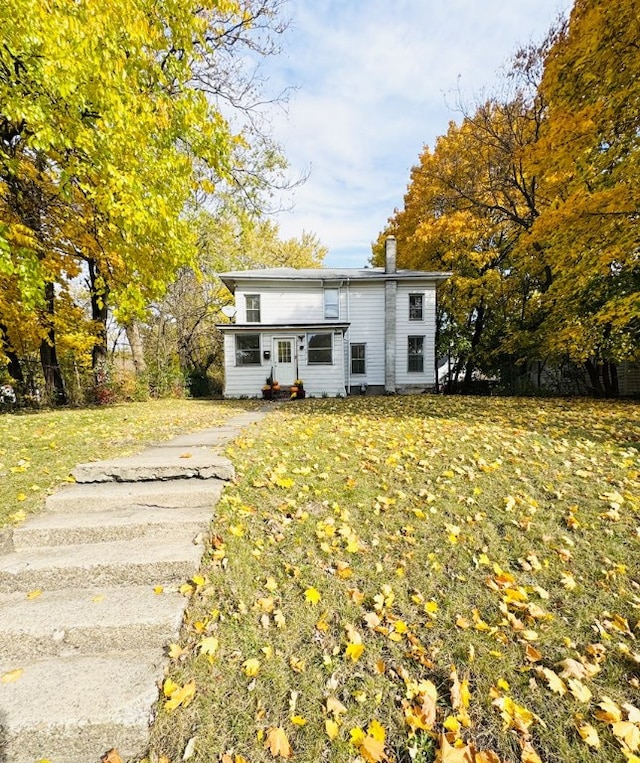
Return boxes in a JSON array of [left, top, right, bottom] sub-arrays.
[[147, 396, 639, 763]]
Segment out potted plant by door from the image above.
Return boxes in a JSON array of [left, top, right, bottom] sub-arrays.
[[290, 379, 305, 399]]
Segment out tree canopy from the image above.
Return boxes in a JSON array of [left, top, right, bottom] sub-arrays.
[[375, 0, 639, 396]]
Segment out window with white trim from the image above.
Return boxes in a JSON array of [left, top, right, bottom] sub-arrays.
[[351, 343, 366, 375], [408, 336, 424, 372], [246, 294, 261, 323], [307, 332, 332, 364], [235, 334, 261, 365], [409, 293, 424, 321], [324, 288, 339, 319]]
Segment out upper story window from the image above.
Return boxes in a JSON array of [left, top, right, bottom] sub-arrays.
[[324, 288, 339, 319], [235, 334, 261, 365], [409, 293, 424, 321], [246, 294, 261, 323], [308, 332, 332, 364]]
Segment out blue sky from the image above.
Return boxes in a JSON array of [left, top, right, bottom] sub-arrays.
[[259, 0, 573, 267]]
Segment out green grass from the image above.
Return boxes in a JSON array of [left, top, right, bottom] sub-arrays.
[[0, 398, 259, 528], [145, 395, 640, 763]]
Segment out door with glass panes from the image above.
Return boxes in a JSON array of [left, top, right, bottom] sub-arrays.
[[273, 337, 296, 385]]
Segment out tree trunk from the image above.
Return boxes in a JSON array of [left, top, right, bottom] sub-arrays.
[[0, 323, 24, 386], [39, 281, 67, 404], [88, 258, 109, 372], [461, 302, 485, 393], [125, 321, 147, 375], [584, 359, 604, 397]]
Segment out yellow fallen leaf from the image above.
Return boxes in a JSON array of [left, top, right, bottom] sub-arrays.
[[350, 720, 388, 763], [304, 586, 321, 604], [26, 589, 42, 600], [264, 727, 292, 758], [475, 752, 502, 763], [520, 740, 542, 763], [595, 696, 622, 723], [345, 642, 365, 662], [576, 721, 600, 748], [198, 636, 219, 657], [438, 733, 475, 762], [567, 678, 592, 703], [1, 668, 23, 683], [612, 720, 640, 752], [164, 679, 195, 711], [153, 585, 164, 594], [290, 715, 307, 726], [537, 667, 567, 696], [243, 658, 261, 677], [326, 696, 348, 717], [325, 718, 340, 740], [265, 576, 278, 592], [524, 644, 542, 663]]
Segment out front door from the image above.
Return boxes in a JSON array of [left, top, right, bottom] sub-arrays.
[[273, 337, 296, 385]]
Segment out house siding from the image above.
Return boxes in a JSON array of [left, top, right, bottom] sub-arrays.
[[344, 282, 386, 389], [395, 283, 437, 388]]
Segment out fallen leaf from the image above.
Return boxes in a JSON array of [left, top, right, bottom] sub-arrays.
[[164, 679, 196, 711], [537, 667, 567, 696], [612, 721, 640, 752], [576, 721, 600, 748], [345, 642, 364, 662], [475, 752, 502, 763], [304, 586, 321, 604], [264, 727, 292, 758], [325, 718, 340, 740], [438, 733, 475, 762], [595, 696, 622, 723], [567, 678, 592, 703], [243, 658, 261, 677], [520, 740, 542, 763], [101, 750, 123, 763], [198, 636, 219, 657], [26, 589, 42, 600], [1, 669, 23, 683]]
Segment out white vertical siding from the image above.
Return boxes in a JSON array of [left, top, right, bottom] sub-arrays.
[[395, 283, 437, 387], [344, 282, 386, 387]]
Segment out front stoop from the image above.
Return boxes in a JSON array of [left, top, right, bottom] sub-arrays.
[[0, 409, 266, 763]]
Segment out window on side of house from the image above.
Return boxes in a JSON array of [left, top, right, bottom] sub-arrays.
[[235, 334, 261, 365], [246, 294, 261, 323], [351, 343, 366, 375], [307, 332, 332, 364], [324, 288, 339, 319], [409, 293, 424, 321], [408, 335, 424, 372]]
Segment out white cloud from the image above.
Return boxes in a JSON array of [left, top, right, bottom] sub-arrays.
[[258, 0, 573, 267]]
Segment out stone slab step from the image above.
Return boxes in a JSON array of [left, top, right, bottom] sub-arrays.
[[46, 478, 225, 513], [12, 504, 214, 548], [72, 450, 234, 483], [0, 585, 187, 661], [0, 533, 204, 593], [0, 652, 164, 763]]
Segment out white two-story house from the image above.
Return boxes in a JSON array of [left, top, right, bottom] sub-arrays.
[[217, 237, 451, 398]]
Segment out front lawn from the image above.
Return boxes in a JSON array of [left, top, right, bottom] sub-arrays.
[[146, 395, 639, 763]]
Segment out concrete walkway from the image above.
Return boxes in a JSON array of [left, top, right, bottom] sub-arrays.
[[0, 409, 267, 763]]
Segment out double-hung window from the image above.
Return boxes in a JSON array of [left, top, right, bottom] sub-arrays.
[[308, 333, 332, 364], [235, 334, 261, 365], [350, 344, 366, 375], [246, 294, 261, 323], [409, 293, 424, 321], [324, 288, 339, 319], [408, 336, 424, 372]]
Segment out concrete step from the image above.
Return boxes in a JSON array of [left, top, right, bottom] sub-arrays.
[[46, 478, 225, 513], [0, 652, 164, 763], [12, 504, 214, 548], [0, 532, 204, 593], [72, 449, 234, 483], [0, 586, 187, 661]]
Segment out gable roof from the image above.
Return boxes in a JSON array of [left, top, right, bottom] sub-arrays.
[[219, 267, 452, 292]]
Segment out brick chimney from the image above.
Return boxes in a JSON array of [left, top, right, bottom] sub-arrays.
[[385, 235, 397, 273]]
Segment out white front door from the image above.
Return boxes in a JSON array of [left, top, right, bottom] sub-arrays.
[[273, 337, 296, 385]]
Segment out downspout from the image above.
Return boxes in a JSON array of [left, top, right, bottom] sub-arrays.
[[384, 236, 397, 393], [346, 279, 351, 394]]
